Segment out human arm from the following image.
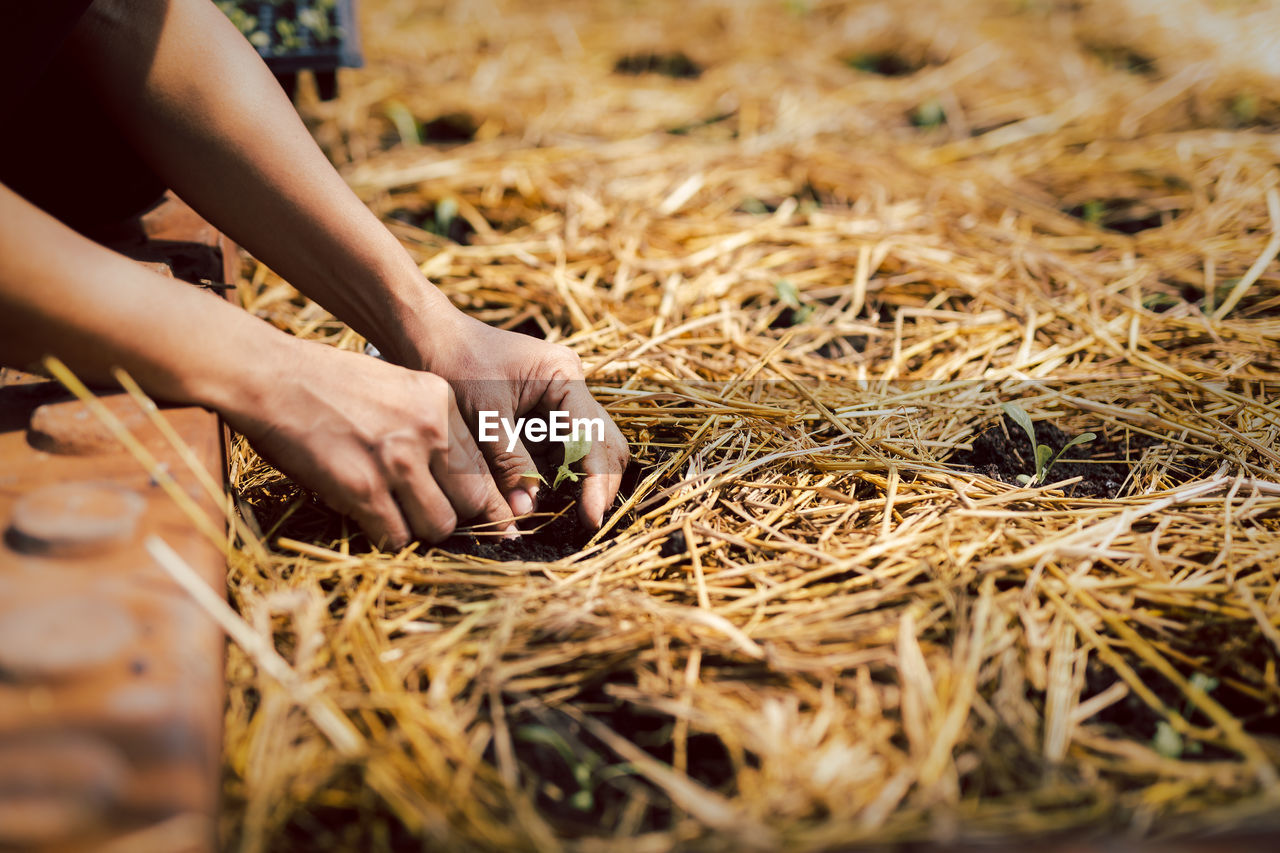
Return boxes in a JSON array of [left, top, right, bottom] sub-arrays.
[[0, 183, 513, 547], [69, 0, 629, 524]]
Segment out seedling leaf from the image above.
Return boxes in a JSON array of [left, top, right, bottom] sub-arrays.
[[384, 100, 421, 147], [1016, 473, 1033, 485], [1034, 444, 1054, 482], [520, 470, 547, 484], [552, 436, 592, 489], [563, 435, 591, 467], [1189, 672, 1219, 694], [1001, 402, 1037, 447], [1152, 721, 1183, 758], [1045, 432, 1096, 477], [774, 278, 802, 308]]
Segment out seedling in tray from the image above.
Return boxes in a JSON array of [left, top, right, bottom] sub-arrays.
[[1000, 402, 1096, 487]]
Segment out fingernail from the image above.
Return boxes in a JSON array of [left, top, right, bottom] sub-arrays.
[[503, 522, 520, 540], [526, 484, 539, 508], [509, 489, 533, 516]]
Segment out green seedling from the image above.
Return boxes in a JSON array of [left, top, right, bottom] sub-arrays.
[[774, 278, 813, 323], [1000, 402, 1096, 486], [515, 724, 639, 812], [1081, 199, 1105, 227], [911, 98, 946, 129], [522, 434, 593, 490], [1230, 92, 1260, 125], [384, 100, 421, 148], [434, 197, 459, 234], [1152, 672, 1219, 759], [1152, 721, 1183, 759]]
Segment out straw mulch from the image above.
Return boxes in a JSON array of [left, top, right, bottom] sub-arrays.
[[209, 0, 1280, 849]]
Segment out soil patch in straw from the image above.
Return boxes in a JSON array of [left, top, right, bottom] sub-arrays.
[[387, 203, 475, 244], [613, 51, 703, 79], [443, 458, 642, 562], [1063, 197, 1183, 234], [1083, 42, 1158, 76], [841, 50, 931, 77], [420, 111, 479, 144], [949, 412, 1137, 498]]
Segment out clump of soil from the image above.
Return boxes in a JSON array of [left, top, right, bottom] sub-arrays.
[[949, 413, 1134, 498], [442, 457, 640, 562], [613, 51, 703, 79]]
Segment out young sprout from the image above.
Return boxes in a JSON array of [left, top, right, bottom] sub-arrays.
[[522, 434, 593, 491], [1152, 672, 1219, 758], [1000, 402, 1096, 486], [774, 278, 813, 323]]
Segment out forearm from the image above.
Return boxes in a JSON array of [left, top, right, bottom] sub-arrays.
[[0, 182, 286, 416], [70, 0, 453, 366]]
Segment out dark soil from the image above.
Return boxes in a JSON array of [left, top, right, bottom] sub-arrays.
[[1063, 197, 1180, 234], [441, 457, 641, 563], [842, 50, 929, 77], [613, 51, 703, 79], [239, 436, 640, 561], [949, 413, 1141, 498], [386, 204, 475, 244], [420, 111, 478, 143]]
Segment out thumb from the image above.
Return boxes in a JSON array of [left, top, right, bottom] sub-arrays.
[[477, 432, 542, 519]]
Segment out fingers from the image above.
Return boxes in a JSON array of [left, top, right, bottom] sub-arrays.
[[541, 359, 631, 529], [432, 399, 517, 532], [339, 372, 512, 548], [343, 483, 413, 551], [390, 471, 455, 544], [477, 435, 542, 518], [576, 414, 630, 528]]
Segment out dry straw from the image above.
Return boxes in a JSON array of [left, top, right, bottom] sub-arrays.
[[179, 0, 1280, 849]]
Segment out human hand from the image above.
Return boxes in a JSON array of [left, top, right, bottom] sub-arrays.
[[225, 339, 515, 549], [408, 313, 630, 529]]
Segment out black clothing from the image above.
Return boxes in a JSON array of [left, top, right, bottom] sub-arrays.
[[0, 0, 167, 235]]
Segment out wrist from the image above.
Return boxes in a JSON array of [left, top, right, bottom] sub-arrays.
[[361, 261, 470, 372], [190, 313, 303, 428]]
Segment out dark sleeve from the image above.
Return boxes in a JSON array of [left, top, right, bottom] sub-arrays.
[[0, 0, 98, 113]]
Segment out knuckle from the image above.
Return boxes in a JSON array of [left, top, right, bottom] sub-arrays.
[[342, 466, 381, 505], [429, 508, 457, 542], [489, 448, 532, 479], [379, 441, 415, 481], [550, 345, 583, 375]]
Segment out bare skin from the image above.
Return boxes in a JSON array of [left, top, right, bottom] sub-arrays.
[[0, 0, 628, 548]]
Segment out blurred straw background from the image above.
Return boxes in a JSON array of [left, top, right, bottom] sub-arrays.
[[216, 0, 1280, 849]]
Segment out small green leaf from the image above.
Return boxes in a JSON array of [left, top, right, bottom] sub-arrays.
[[435, 197, 459, 233], [1189, 672, 1219, 693], [568, 789, 595, 811], [1034, 443, 1054, 481], [1016, 473, 1033, 485], [1152, 721, 1183, 758], [520, 470, 547, 484], [1081, 199, 1105, 226], [1044, 432, 1096, 481], [1000, 402, 1038, 449], [562, 435, 591, 467], [1231, 92, 1260, 125], [774, 278, 802, 308], [552, 465, 581, 490], [515, 725, 578, 766], [1060, 432, 1096, 454], [550, 436, 592, 490], [912, 98, 946, 128]]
